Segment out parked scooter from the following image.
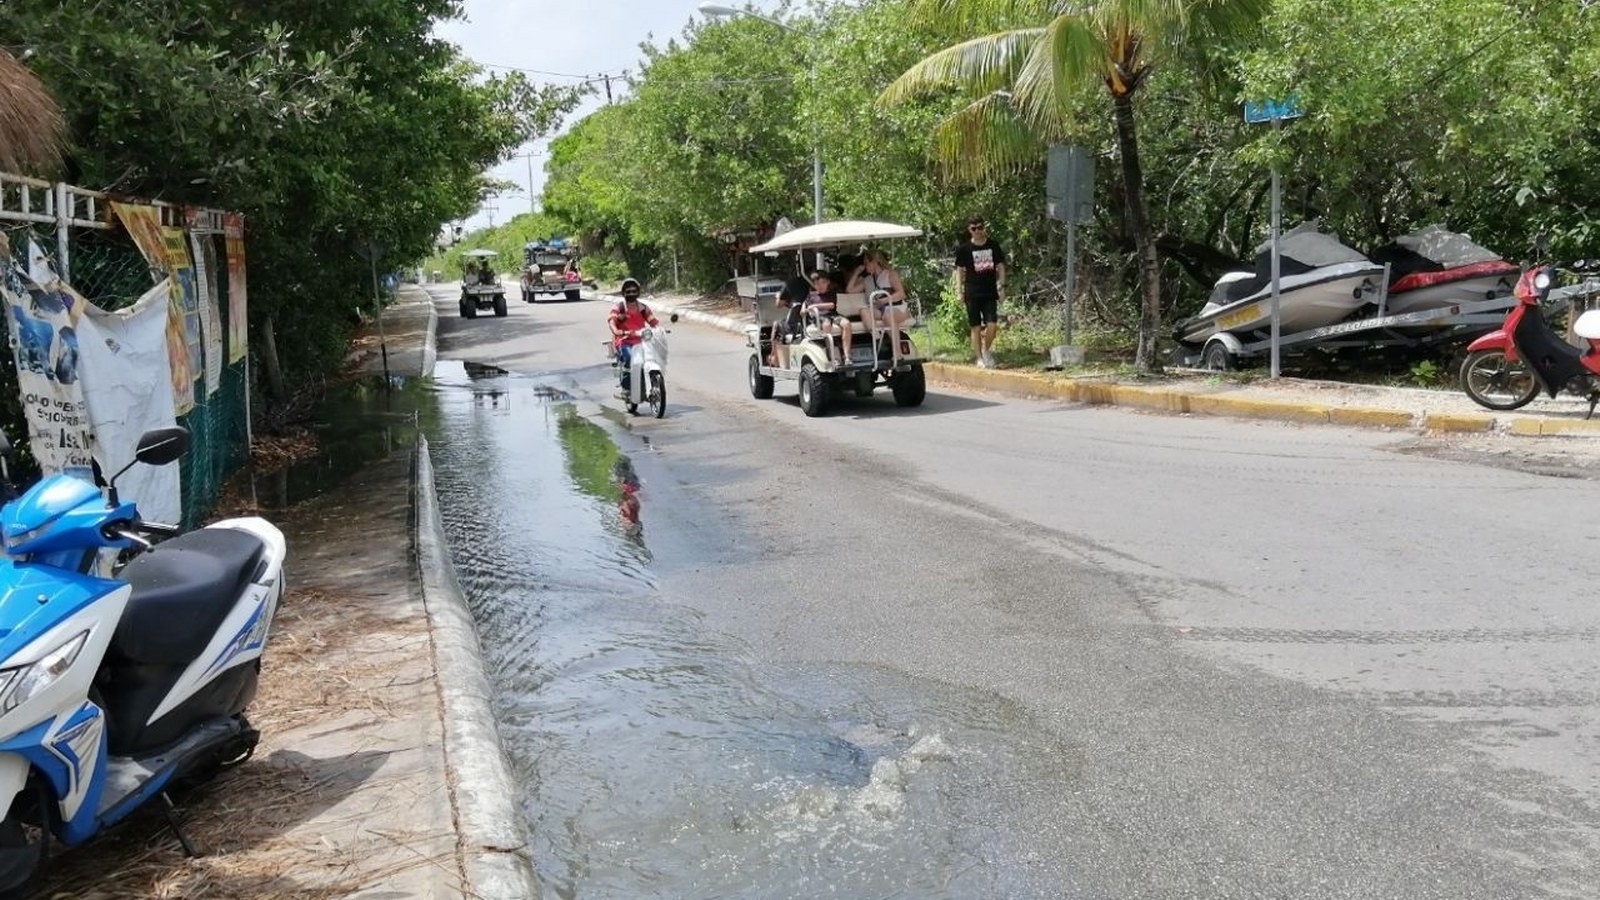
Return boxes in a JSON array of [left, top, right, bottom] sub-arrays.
[[1460, 261, 1600, 414], [0, 426, 285, 897], [611, 313, 679, 418]]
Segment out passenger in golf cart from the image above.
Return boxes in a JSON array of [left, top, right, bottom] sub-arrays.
[[770, 273, 852, 367]]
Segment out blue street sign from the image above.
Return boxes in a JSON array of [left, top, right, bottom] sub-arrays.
[[1244, 95, 1304, 124]]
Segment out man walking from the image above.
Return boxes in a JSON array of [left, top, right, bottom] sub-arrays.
[[954, 217, 1006, 368]]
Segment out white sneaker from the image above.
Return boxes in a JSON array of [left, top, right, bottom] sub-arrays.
[[982, 351, 996, 369], [974, 355, 987, 368]]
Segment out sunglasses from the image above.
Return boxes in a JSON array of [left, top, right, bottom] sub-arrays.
[[968, 225, 986, 232]]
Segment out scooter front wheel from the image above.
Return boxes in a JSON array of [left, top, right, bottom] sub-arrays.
[[1461, 349, 1538, 411], [0, 778, 51, 899], [648, 372, 666, 418]]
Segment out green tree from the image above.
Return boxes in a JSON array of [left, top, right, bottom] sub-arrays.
[[879, 0, 1267, 371]]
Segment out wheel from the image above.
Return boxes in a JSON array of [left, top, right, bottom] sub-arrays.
[[566, 289, 581, 302], [458, 298, 470, 318], [493, 295, 507, 317], [891, 363, 927, 407], [648, 371, 666, 418], [463, 300, 478, 319], [749, 354, 775, 399], [0, 777, 51, 899], [798, 361, 831, 417], [1202, 340, 1235, 371], [1460, 348, 1538, 410]]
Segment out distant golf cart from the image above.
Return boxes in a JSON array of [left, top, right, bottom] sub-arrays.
[[459, 249, 508, 318], [743, 220, 930, 416], [522, 241, 586, 302]]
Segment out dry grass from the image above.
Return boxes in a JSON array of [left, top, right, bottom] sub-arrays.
[[0, 50, 66, 176], [38, 586, 447, 899]]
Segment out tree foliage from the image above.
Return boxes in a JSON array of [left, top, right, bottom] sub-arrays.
[[9, 0, 583, 393]]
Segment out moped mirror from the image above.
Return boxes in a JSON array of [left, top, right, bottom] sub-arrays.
[[670, 313, 680, 323], [1532, 232, 1550, 257], [133, 426, 191, 467]]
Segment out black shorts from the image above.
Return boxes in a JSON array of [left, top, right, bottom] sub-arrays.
[[966, 297, 998, 327]]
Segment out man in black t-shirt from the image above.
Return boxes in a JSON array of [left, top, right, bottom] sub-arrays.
[[954, 216, 1007, 368]]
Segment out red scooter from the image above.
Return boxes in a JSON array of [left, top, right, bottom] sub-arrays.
[[1460, 262, 1600, 415]]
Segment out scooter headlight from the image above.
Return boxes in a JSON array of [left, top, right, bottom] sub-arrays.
[[0, 631, 88, 714], [4, 521, 52, 553], [1534, 271, 1553, 291]]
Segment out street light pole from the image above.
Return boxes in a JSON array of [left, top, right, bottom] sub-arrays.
[[699, 2, 823, 229]]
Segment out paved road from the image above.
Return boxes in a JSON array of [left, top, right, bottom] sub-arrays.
[[431, 283, 1600, 898]]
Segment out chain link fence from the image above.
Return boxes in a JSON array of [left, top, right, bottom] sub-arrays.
[[0, 178, 250, 527]]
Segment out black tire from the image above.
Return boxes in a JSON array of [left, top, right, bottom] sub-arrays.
[[891, 363, 927, 407], [458, 298, 471, 318], [0, 777, 51, 900], [749, 354, 775, 399], [648, 371, 666, 418], [566, 289, 581, 302], [1202, 340, 1235, 371], [463, 301, 478, 320], [493, 295, 508, 317], [798, 361, 831, 417], [1460, 348, 1538, 411]]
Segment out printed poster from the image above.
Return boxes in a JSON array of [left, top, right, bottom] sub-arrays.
[[113, 202, 194, 414], [77, 280, 182, 524], [110, 201, 166, 276], [160, 227, 203, 413], [224, 214, 247, 363], [189, 231, 223, 395], [0, 237, 93, 473]]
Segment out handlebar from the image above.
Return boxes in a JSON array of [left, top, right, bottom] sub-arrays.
[[100, 519, 180, 550]]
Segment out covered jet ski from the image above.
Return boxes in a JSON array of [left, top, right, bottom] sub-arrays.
[[1369, 224, 1519, 317]]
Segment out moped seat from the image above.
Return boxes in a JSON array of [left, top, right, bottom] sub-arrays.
[[112, 528, 267, 665], [1574, 310, 1600, 340]]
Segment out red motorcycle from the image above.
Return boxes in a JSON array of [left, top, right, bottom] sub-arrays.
[[1459, 262, 1600, 415]]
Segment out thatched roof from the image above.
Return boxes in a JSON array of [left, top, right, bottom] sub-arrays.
[[0, 49, 65, 175]]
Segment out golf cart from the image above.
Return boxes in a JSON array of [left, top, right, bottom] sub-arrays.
[[743, 220, 930, 416], [522, 241, 584, 302], [459, 249, 508, 318]]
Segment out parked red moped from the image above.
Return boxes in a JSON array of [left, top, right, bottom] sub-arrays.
[[1459, 262, 1600, 415]]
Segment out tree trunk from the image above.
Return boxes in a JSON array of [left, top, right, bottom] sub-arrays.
[[261, 315, 287, 399], [1112, 92, 1163, 373]]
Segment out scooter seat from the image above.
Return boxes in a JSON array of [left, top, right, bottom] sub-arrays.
[[112, 528, 267, 665], [1575, 310, 1600, 340]]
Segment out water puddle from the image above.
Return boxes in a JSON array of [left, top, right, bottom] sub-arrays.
[[425, 361, 1066, 898]]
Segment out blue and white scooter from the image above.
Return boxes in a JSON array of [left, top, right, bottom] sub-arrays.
[[0, 426, 285, 897]]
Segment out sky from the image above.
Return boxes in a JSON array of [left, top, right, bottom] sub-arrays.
[[434, 0, 785, 233]]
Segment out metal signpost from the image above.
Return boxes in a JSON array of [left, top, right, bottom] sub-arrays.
[[1243, 96, 1303, 378], [1046, 145, 1094, 367], [357, 241, 391, 382]]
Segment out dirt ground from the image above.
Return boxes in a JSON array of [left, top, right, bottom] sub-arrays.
[[39, 451, 463, 899]]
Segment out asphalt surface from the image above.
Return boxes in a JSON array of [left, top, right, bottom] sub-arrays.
[[432, 283, 1600, 898]]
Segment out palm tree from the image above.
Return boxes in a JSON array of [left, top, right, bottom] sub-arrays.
[[0, 49, 66, 175], [880, 0, 1265, 372]]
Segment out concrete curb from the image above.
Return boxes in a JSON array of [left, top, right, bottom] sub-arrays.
[[414, 439, 539, 899], [656, 301, 1595, 438]]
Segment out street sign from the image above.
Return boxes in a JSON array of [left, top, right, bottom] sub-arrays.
[[1243, 95, 1304, 124], [356, 241, 385, 263], [1046, 145, 1093, 225]]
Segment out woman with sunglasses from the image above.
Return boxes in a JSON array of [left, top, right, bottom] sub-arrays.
[[847, 249, 911, 363]]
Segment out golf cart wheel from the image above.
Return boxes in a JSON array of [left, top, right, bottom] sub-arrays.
[[891, 362, 927, 407], [1460, 348, 1538, 411], [648, 372, 667, 418], [0, 776, 52, 900], [749, 354, 775, 399], [1202, 340, 1235, 371], [459, 299, 473, 319], [798, 361, 831, 417], [493, 295, 508, 317], [566, 288, 581, 302]]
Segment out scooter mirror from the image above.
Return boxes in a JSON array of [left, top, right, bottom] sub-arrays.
[[134, 426, 191, 467], [670, 313, 680, 323]]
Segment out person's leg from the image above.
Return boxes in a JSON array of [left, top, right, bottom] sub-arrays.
[[967, 300, 984, 364], [617, 343, 633, 391], [838, 318, 853, 363], [887, 307, 907, 361]]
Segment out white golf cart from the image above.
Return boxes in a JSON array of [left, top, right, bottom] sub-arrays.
[[459, 248, 508, 318], [743, 220, 930, 416]]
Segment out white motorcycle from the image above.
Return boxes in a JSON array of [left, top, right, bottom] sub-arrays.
[[611, 313, 678, 418]]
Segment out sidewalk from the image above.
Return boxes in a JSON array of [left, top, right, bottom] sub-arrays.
[[44, 285, 534, 899], [653, 291, 1600, 438]]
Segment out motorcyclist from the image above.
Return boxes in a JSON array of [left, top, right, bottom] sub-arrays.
[[608, 278, 659, 394]]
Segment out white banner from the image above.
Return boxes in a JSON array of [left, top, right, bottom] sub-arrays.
[[1, 240, 93, 474], [76, 280, 182, 525]]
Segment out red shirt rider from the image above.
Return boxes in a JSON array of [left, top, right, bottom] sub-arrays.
[[608, 279, 659, 351]]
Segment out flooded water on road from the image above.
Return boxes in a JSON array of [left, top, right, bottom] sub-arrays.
[[425, 362, 1071, 899]]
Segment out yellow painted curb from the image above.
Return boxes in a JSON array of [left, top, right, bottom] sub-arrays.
[[1421, 413, 1495, 433], [1329, 407, 1415, 429], [1508, 417, 1600, 436], [1189, 395, 1331, 424]]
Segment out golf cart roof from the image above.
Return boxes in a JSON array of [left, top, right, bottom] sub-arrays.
[[461, 249, 498, 258], [749, 220, 923, 254]]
